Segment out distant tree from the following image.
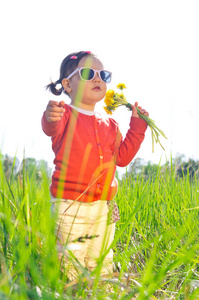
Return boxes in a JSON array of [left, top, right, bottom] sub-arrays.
[[18, 157, 51, 182], [142, 162, 159, 180], [127, 158, 145, 178], [1, 154, 51, 183], [176, 159, 199, 179], [172, 153, 186, 165], [3, 155, 20, 180]]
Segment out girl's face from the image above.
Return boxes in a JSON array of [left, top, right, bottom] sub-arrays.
[[65, 56, 107, 108]]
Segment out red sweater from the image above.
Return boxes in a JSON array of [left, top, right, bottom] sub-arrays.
[[42, 104, 147, 202]]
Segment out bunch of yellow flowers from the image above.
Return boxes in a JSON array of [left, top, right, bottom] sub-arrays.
[[104, 83, 167, 152]]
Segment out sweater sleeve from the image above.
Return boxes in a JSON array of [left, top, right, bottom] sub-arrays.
[[41, 104, 69, 137], [114, 116, 147, 167]]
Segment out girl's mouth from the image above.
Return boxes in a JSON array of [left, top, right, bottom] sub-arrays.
[[92, 86, 101, 91]]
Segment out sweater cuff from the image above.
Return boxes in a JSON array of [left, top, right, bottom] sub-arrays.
[[41, 112, 61, 136], [130, 116, 148, 133]]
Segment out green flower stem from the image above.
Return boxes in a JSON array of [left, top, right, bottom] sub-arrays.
[[125, 102, 167, 153]]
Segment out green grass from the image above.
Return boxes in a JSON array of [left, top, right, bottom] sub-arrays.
[[0, 155, 199, 299]]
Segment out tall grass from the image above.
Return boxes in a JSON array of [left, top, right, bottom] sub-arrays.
[[115, 163, 199, 299], [0, 155, 199, 299]]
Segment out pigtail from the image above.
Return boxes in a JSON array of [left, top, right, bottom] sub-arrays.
[[45, 79, 63, 96]]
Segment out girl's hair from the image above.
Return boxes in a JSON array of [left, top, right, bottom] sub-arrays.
[[46, 51, 95, 96]]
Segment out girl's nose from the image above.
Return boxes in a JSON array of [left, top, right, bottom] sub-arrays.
[[93, 72, 100, 82]]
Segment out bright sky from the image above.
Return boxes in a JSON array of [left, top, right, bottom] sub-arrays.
[[1, 0, 199, 172]]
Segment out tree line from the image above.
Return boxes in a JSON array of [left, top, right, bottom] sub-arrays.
[[1, 154, 51, 182], [1, 153, 199, 183], [126, 154, 199, 181]]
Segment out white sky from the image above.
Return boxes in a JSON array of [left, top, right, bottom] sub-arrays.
[[1, 0, 199, 172]]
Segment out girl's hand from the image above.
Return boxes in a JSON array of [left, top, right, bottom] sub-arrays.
[[132, 102, 149, 118], [45, 101, 65, 122]]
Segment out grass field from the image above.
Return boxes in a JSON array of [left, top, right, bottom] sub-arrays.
[[0, 156, 199, 299]]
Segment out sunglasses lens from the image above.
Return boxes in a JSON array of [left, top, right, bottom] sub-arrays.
[[100, 71, 112, 83], [80, 68, 94, 80], [80, 68, 112, 83]]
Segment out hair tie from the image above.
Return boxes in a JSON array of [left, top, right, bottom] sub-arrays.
[[54, 79, 62, 91], [55, 79, 62, 84], [70, 55, 77, 59], [70, 52, 91, 60]]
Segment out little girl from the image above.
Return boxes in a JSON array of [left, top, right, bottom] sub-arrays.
[[42, 51, 149, 280]]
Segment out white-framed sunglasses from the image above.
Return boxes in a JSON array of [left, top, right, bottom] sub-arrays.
[[66, 67, 112, 83]]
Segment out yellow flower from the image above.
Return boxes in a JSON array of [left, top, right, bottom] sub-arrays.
[[104, 89, 115, 106], [104, 97, 114, 106], [105, 89, 115, 99], [103, 106, 113, 115], [116, 83, 127, 90], [117, 93, 126, 101]]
